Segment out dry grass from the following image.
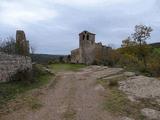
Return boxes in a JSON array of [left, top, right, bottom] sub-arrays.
[[98, 76, 146, 119]]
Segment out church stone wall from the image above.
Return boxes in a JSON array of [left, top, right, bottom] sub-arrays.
[[71, 31, 111, 65], [71, 49, 80, 63]]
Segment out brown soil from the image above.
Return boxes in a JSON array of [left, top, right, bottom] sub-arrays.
[[0, 66, 123, 120]]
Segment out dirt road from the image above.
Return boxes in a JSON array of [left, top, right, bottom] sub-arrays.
[[1, 66, 123, 120]]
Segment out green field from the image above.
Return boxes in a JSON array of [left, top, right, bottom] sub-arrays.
[[50, 63, 86, 72]]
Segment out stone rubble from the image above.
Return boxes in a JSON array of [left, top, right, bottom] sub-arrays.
[[141, 108, 160, 120], [121, 117, 135, 120], [119, 76, 160, 100], [123, 72, 135, 77]]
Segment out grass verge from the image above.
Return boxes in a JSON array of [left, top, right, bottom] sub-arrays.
[[98, 77, 146, 120]]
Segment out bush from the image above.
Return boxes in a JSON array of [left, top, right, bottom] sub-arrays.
[[32, 64, 50, 81], [92, 60, 98, 65], [10, 64, 51, 84], [0, 37, 17, 55], [147, 59, 160, 77], [0, 64, 54, 110], [108, 79, 119, 87], [11, 68, 33, 84]]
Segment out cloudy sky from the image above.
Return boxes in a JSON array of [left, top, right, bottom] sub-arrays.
[[0, 0, 160, 54]]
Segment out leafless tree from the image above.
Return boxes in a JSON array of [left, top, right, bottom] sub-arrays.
[[0, 36, 16, 54]]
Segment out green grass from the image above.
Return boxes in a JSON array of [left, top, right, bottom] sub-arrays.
[[0, 64, 83, 111], [104, 88, 129, 113], [50, 63, 86, 72], [0, 65, 54, 109]]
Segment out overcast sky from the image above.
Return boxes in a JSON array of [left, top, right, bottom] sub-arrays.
[[0, 0, 160, 54]]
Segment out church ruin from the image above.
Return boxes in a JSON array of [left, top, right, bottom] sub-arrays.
[[71, 31, 111, 65]]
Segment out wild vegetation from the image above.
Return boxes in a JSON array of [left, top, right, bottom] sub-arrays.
[[0, 37, 17, 54], [98, 77, 146, 119], [105, 24, 160, 77], [0, 24, 160, 119], [0, 64, 55, 110], [0, 63, 85, 113]]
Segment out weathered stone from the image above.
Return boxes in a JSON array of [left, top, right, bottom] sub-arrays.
[[43, 67, 54, 75], [16, 30, 30, 56], [156, 99, 160, 106], [103, 74, 124, 80], [0, 52, 32, 83], [127, 96, 138, 102], [71, 31, 111, 65], [123, 72, 135, 77], [119, 76, 160, 99], [121, 117, 135, 120], [141, 108, 160, 120], [94, 84, 105, 91]]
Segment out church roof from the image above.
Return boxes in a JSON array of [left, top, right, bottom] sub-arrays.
[[79, 30, 96, 35]]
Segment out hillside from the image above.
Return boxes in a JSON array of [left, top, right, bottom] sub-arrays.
[[31, 54, 67, 64], [149, 42, 160, 48]]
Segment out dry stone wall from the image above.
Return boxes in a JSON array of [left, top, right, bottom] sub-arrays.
[[0, 52, 32, 82]]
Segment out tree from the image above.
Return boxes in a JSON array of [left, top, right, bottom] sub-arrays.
[[0, 36, 16, 54], [132, 25, 152, 46], [59, 56, 64, 63], [121, 37, 137, 48], [132, 24, 153, 68]]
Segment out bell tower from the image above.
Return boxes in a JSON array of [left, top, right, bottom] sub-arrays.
[[79, 31, 96, 64], [79, 30, 95, 48]]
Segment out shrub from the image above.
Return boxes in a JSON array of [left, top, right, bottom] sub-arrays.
[[108, 79, 119, 87], [11, 68, 33, 84], [92, 60, 98, 65]]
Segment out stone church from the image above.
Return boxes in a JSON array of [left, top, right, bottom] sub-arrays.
[[71, 31, 111, 65]]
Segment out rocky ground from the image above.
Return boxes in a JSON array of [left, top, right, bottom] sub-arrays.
[[1, 65, 160, 120], [119, 75, 160, 120]]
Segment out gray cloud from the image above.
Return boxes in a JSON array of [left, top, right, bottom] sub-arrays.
[[0, 0, 160, 54]]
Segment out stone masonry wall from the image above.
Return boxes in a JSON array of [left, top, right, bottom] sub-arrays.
[[71, 31, 111, 65], [0, 52, 32, 83]]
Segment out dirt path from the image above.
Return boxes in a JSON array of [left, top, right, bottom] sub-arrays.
[[1, 66, 123, 120]]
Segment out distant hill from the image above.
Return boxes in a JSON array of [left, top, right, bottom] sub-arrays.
[[31, 54, 67, 64], [149, 42, 160, 48]]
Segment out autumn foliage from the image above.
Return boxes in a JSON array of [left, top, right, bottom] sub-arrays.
[[107, 25, 160, 77]]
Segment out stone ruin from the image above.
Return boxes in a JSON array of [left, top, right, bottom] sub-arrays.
[[71, 31, 111, 65], [16, 30, 30, 56], [0, 52, 32, 82], [0, 30, 32, 83]]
